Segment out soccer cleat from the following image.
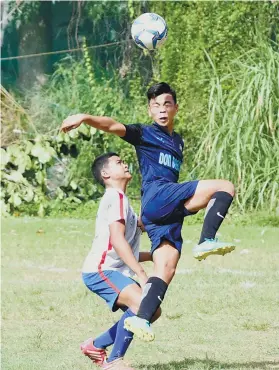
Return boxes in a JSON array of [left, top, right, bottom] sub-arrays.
[[193, 239, 236, 261], [101, 358, 134, 369], [80, 337, 107, 365], [124, 316, 155, 342]]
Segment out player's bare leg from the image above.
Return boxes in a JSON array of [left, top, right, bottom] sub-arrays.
[[184, 179, 236, 260], [124, 242, 179, 341], [83, 283, 161, 365], [152, 242, 180, 284]]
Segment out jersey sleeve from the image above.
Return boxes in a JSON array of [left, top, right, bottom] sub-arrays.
[[120, 124, 143, 146], [107, 192, 128, 225]]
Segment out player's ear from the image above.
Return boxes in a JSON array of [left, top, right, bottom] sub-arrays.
[[175, 104, 179, 113], [101, 169, 110, 181]]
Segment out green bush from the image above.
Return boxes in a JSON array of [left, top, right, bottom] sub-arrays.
[[2, 55, 146, 216]]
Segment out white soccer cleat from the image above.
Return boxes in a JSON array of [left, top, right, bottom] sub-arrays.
[[193, 239, 236, 261], [124, 316, 155, 342]]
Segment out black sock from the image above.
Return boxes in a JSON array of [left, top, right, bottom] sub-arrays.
[[199, 191, 233, 244], [137, 277, 168, 322]]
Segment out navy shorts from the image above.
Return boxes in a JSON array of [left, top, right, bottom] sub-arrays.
[[82, 270, 137, 312], [141, 180, 199, 254]]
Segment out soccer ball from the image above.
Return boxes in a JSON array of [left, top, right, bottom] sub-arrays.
[[131, 13, 167, 50]]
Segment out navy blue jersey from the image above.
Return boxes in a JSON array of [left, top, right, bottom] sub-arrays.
[[121, 122, 184, 189], [121, 122, 198, 253]]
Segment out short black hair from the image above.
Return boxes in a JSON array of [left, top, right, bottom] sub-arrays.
[[147, 82, 177, 104], [91, 152, 119, 187]]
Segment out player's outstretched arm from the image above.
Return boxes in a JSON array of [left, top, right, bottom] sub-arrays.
[[60, 114, 126, 137], [110, 220, 148, 288]]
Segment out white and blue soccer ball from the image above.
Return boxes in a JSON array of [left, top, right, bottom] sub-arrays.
[[131, 13, 167, 50]]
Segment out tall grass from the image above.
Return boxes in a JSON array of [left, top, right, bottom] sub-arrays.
[[193, 42, 279, 211]]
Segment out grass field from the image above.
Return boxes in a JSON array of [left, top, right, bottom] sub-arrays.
[[2, 217, 279, 370]]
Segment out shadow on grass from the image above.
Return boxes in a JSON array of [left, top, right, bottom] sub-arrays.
[[138, 357, 279, 370]]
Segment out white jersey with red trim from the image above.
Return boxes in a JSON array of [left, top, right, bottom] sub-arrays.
[[82, 188, 140, 277]]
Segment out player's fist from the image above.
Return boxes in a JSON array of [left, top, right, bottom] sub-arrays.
[[60, 114, 86, 133], [138, 272, 148, 289], [137, 216, 145, 232]]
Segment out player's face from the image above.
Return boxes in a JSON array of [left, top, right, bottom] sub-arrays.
[[148, 93, 178, 127], [103, 156, 132, 182]]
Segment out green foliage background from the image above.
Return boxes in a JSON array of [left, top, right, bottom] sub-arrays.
[[1, 1, 279, 216]]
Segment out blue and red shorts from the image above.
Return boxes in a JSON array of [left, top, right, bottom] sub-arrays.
[[82, 270, 137, 312]]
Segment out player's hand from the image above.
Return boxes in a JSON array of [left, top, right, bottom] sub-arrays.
[[60, 114, 85, 133], [138, 272, 148, 289], [137, 216, 145, 232]]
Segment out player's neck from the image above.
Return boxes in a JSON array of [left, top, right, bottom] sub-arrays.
[[167, 121, 174, 134], [160, 122, 174, 134], [155, 121, 174, 135], [106, 180, 127, 193]]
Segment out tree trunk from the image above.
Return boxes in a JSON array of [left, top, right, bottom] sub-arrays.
[[17, 2, 52, 89]]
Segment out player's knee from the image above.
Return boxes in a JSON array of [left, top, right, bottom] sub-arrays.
[[154, 246, 179, 283], [218, 180, 235, 197], [127, 294, 143, 314], [163, 264, 176, 281], [130, 302, 140, 314], [225, 180, 235, 197], [157, 262, 176, 282], [125, 289, 142, 314]]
